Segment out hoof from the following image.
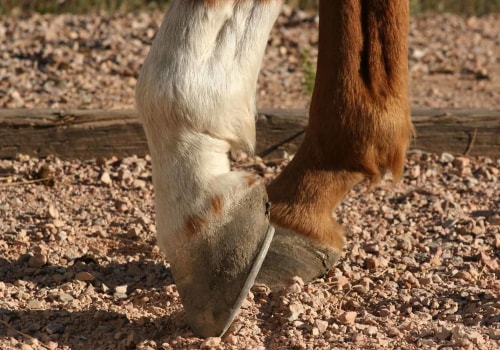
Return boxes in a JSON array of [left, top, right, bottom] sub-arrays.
[[256, 227, 341, 291], [171, 184, 274, 338]]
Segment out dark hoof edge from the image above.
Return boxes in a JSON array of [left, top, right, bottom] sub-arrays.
[[172, 184, 274, 338], [256, 227, 342, 291]]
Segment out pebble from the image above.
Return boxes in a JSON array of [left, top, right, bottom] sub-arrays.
[[27, 300, 43, 309], [364, 326, 379, 336], [47, 204, 59, 219], [75, 271, 95, 282], [127, 227, 141, 238], [201, 337, 221, 349], [387, 327, 401, 337], [454, 270, 473, 282], [440, 152, 455, 163], [100, 172, 112, 185], [225, 335, 238, 345], [59, 292, 74, 303], [315, 319, 329, 334], [288, 302, 305, 321], [338, 311, 357, 325], [330, 276, 350, 290], [53, 219, 65, 228], [365, 257, 380, 270], [28, 254, 47, 268], [115, 285, 128, 294], [133, 179, 147, 188], [286, 282, 302, 294], [56, 231, 68, 241], [45, 322, 65, 335], [453, 156, 470, 169]]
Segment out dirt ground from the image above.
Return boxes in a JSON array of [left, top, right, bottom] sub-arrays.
[[0, 7, 499, 350]]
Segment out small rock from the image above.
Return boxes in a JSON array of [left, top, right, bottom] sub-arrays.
[[45, 322, 65, 335], [397, 237, 413, 251], [288, 302, 305, 321], [436, 326, 452, 341], [315, 319, 329, 334], [387, 326, 401, 337], [290, 276, 304, 287], [378, 308, 392, 317], [28, 254, 47, 268], [225, 334, 238, 345], [47, 204, 59, 219], [56, 231, 68, 241], [118, 169, 132, 181], [240, 298, 252, 309], [251, 284, 271, 295], [365, 257, 379, 270], [59, 292, 74, 303], [133, 179, 147, 188], [352, 284, 368, 295], [364, 243, 380, 254], [364, 326, 378, 336], [467, 330, 485, 345], [453, 156, 470, 169], [115, 285, 128, 294], [75, 271, 95, 282], [53, 219, 65, 228], [489, 328, 500, 340], [286, 282, 302, 294], [114, 293, 128, 300], [115, 199, 129, 212], [53, 274, 65, 284], [201, 337, 221, 349], [409, 165, 421, 179], [338, 311, 357, 325], [127, 227, 141, 239], [330, 276, 350, 290], [440, 152, 455, 163], [100, 172, 112, 185], [27, 300, 44, 309], [454, 270, 473, 282]]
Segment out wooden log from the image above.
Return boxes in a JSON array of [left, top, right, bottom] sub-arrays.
[[0, 108, 498, 159]]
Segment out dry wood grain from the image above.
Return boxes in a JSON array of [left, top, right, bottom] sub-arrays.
[[0, 108, 498, 159]]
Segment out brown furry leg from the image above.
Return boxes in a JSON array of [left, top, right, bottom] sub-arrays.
[[258, 0, 413, 289]]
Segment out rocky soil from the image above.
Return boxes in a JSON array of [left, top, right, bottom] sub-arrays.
[[0, 9, 499, 110], [0, 6, 499, 350]]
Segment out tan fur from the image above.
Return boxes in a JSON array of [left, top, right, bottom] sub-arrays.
[[210, 196, 224, 218], [267, 0, 413, 249]]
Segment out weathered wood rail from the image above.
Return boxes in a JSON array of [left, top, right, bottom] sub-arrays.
[[0, 108, 498, 159]]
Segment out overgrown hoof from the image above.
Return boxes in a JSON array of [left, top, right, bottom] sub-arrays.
[[256, 227, 342, 291], [171, 183, 274, 338]]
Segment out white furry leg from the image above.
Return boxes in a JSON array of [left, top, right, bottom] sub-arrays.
[[135, 0, 282, 337], [136, 0, 281, 254]]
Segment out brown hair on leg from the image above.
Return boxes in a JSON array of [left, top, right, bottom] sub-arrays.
[[268, 0, 413, 250]]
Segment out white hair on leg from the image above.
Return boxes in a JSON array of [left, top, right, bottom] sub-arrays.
[[135, 0, 282, 258]]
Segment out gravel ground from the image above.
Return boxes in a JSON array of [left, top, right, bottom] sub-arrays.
[[1, 6, 499, 350], [0, 9, 499, 110]]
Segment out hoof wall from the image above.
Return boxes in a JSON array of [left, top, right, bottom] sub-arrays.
[[171, 184, 274, 338], [256, 227, 341, 291]]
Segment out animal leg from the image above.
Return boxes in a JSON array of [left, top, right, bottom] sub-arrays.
[[258, 0, 413, 289]]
